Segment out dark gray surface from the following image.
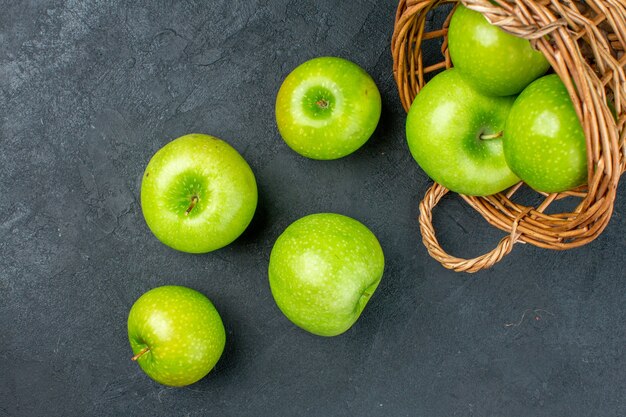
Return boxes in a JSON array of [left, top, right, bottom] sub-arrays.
[[1, 1, 625, 416]]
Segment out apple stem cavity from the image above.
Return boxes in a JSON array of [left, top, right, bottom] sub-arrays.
[[316, 99, 329, 109], [185, 195, 199, 216], [480, 131, 503, 140], [131, 347, 150, 361]]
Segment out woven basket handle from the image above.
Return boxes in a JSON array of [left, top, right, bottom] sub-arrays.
[[419, 183, 528, 273]]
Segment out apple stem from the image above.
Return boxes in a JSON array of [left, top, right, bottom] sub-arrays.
[[131, 347, 150, 361], [480, 131, 503, 140], [316, 99, 329, 109], [185, 196, 199, 216]]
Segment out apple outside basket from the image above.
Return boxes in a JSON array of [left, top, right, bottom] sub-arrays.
[[392, 0, 626, 272]]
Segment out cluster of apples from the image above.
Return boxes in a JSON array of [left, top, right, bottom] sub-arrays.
[[406, 5, 588, 196], [130, 57, 386, 386], [127, 6, 589, 388]]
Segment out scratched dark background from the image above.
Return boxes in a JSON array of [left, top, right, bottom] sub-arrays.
[[1, 1, 625, 416]]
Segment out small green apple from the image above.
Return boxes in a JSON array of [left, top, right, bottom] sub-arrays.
[[141, 133, 257, 253], [503, 74, 587, 193], [269, 213, 384, 337], [128, 285, 226, 387], [275, 57, 382, 160], [448, 4, 550, 96], [406, 68, 519, 196]]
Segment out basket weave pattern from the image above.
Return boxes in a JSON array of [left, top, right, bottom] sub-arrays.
[[392, 0, 626, 272]]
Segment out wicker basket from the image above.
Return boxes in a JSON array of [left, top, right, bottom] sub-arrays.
[[392, 0, 626, 272]]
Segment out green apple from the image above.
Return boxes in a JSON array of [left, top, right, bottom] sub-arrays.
[[448, 4, 550, 96], [128, 285, 226, 387], [141, 133, 257, 253], [503, 74, 587, 193], [406, 68, 519, 196], [275, 57, 382, 160], [268, 213, 384, 337]]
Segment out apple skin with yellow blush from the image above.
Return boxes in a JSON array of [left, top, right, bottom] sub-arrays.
[[127, 285, 226, 387], [141, 133, 257, 254], [275, 57, 381, 160]]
